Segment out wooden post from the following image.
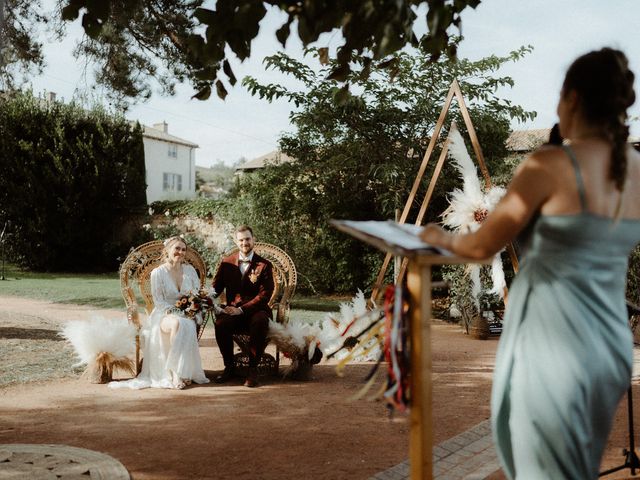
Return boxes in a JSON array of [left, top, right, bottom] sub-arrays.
[[451, 81, 521, 272], [392, 125, 457, 286], [370, 79, 521, 303], [331, 220, 492, 480], [452, 79, 492, 190], [370, 83, 458, 304], [394, 209, 401, 283], [407, 261, 433, 479]]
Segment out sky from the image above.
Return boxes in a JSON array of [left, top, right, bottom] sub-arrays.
[[30, 0, 640, 168]]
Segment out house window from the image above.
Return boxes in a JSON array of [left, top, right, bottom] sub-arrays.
[[168, 144, 177, 158], [163, 173, 182, 192]]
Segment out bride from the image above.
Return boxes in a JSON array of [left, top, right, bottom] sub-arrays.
[[110, 236, 210, 390]]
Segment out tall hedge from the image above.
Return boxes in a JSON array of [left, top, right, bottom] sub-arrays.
[[0, 92, 147, 271]]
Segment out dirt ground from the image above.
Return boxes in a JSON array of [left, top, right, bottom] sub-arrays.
[[0, 296, 639, 479]]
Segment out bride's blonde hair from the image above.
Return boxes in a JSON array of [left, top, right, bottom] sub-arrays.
[[161, 236, 187, 262]]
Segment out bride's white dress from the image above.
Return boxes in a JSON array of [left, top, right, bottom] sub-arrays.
[[110, 263, 210, 389]]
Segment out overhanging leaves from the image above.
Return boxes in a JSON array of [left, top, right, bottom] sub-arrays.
[[52, 0, 483, 103]]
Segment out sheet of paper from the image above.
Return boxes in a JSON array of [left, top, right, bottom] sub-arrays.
[[330, 220, 451, 256]]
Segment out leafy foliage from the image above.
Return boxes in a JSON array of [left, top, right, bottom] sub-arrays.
[[46, 0, 480, 103], [140, 219, 222, 277], [629, 246, 640, 307], [222, 47, 535, 294], [196, 160, 242, 193], [0, 91, 147, 271], [149, 198, 224, 219], [60, 0, 207, 105], [0, 0, 48, 89]]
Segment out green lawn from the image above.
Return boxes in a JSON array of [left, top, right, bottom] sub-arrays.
[[0, 264, 123, 308], [0, 264, 344, 315]]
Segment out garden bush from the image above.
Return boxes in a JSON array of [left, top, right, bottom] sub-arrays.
[[0, 92, 146, 271]]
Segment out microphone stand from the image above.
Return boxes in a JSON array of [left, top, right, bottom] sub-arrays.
[[0, 221, 7, 281], [599, 301, 640, 477]]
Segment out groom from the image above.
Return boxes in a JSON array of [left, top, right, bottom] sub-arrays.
[[211, 225, 274, 388]]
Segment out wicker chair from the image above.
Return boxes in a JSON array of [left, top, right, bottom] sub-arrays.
[[119, 240, 209, 374], [215, 242, 297, 375]]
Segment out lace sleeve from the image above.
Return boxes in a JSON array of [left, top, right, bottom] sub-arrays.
[[151, 267, 173, 312]]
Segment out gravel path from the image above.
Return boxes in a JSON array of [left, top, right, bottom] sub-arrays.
[[0, 298, 124, 387]]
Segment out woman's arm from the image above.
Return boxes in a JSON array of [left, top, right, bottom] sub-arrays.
[[420, 151, 555, 259]]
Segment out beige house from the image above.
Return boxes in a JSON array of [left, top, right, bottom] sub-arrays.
[[235, 150, 295, 174], [506, 128, 552, 152], [506, 128, 640, 153], [237, 131, 640, 178], [142, 122, 199, 203]]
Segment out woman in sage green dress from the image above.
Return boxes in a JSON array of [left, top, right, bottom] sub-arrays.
[[421, 48, 640, 479]]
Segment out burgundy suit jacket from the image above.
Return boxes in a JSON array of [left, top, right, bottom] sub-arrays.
[[212, 252, 274, 317]]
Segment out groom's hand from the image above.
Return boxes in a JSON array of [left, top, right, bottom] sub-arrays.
[[223, 306, 243, 316]]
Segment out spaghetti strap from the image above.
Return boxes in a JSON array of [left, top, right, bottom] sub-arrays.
[[562, 145, 587, 212]]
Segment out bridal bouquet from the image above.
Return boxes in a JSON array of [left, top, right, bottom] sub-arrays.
[[173, 291, 217, 322]]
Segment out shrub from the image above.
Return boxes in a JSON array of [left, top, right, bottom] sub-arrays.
[[0, 92, 146, 271], [149, 198, 224, 219], [628, 246, 640, 307]]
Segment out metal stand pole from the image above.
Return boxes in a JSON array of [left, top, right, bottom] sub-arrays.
[[600, 302, 640, 477], [599, 386, 640, 476], [1, 240, 4, 280], [0, 221, 6, 280]]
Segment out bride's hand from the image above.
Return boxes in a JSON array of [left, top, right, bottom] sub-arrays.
[[420, 223, 452, 250]]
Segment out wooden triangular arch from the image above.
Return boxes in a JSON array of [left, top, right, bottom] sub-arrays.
[[370, 79, 520, 304]]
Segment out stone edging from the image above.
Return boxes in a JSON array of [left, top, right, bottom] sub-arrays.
[[370, 420, 500, 480], [0, 443, 130, 479]]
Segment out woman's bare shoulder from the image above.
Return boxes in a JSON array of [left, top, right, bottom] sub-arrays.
[[515, 145, 568, 178], [529, 144, 567, 161]]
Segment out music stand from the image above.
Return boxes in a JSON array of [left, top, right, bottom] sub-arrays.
[[599, 301, 640, 477]]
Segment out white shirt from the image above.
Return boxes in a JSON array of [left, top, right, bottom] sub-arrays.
[[239, 251, 254, 275]]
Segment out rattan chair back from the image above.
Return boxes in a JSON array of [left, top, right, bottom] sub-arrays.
[[216, 242, 297, 375], [119, 239, 208, 316], [119, 239, 209, 373], [219, 242, 297, 324]]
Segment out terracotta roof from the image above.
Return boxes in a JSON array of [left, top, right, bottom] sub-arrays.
[[141, 124, 199, 148], [506, 129, 551, 152], [235, 150, 295, 172], [507, 128, 640, 152]]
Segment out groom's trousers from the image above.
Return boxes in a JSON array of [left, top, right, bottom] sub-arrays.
[[214, 310, 270, 368]]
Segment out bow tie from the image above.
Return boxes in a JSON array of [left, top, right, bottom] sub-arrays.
[[239, 259, 251, 264]]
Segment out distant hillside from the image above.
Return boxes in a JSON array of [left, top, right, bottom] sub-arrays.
[[196, 164, 234, 182], [196, 161, 244, 198]]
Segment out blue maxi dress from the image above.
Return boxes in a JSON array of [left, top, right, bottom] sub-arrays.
[[491, 146, 640, 479]]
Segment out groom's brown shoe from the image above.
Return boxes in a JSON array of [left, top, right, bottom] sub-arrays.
[[214, 367, 235, 384], [244, 368, 259, 388]]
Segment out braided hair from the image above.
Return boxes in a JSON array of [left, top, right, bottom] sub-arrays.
[[563, 48, 636, 191]]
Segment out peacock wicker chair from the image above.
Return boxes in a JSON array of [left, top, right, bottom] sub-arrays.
[[119, 239, 209, 374], [215, 242, 297, 376]]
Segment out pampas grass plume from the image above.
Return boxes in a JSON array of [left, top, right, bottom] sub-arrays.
[[60, 316, 136, 367]]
